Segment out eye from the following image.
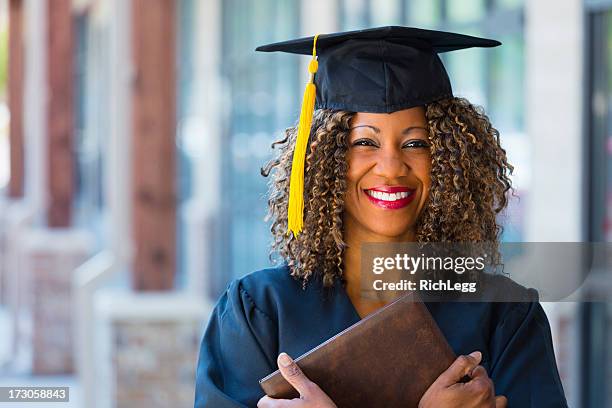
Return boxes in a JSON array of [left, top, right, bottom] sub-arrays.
[[402, 139, 430, 149], [352, 138, 378, 147]]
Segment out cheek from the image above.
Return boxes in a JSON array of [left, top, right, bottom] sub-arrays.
[[345, 152, 367, 187], [344, 154, 368, 213], [414, 158, 432, 201]]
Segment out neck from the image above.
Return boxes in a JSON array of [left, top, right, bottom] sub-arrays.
[[342, 214, 416, 303]]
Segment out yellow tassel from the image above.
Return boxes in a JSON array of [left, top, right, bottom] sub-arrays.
[[287, 34, 319, 238]]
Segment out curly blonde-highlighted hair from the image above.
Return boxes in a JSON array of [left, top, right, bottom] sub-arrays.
[[260, 96, 514, 288]]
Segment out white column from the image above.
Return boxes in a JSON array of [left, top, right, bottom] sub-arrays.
[[525, 1, 584, 406], [74, 0, 132, 405], [3, 0, 48, 372], [23, 0, 47, 224], [105, 0, 133, 264], [181, 0, 224, 296], [525, 0, 584, 242]]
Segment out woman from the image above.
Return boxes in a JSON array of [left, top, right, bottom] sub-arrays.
[[194, 27, 568, 408]]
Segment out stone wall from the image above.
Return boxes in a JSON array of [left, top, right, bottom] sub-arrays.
[[93, 291, 210, 408], [21, 229, 93, 374], [113, 320, 201, 407]]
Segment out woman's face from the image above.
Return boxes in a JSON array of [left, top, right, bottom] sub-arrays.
[[343, 106, 431, 241]]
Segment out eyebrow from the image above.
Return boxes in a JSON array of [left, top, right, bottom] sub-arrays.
[[349, 125, 428, 135]]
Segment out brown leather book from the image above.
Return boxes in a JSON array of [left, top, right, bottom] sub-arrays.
[[258, 293, 456, 408]]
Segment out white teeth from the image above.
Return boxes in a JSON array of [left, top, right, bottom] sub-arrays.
[[366, 190, 412, 201]]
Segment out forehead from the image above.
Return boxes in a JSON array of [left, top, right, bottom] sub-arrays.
[[350, 106, 427, 127]]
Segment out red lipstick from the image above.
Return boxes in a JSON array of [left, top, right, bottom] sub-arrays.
[[363, 185, 416, 210]]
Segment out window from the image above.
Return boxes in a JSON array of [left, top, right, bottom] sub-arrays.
[[370, 0, 403, 26], [73, 11, 109, 250], [217, 0, 300, 292], [340, 0, 370, 29], [177, 0, 301, 296], [446, 0, 486, 23], [406, 0, 442, 27], [585, 5, 612, 407]]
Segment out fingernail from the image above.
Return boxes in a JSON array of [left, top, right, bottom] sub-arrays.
[[279, 352, 293, 367], [469, 351, 482, 361]]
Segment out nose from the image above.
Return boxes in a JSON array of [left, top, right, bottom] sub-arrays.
[[372, 145, 410, 179]]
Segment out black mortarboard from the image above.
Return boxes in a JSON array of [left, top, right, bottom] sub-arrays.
[[255, 26, 501, 237], [256, 25, 501, 113]]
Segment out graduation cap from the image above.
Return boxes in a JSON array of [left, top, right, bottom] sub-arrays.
[[255, 26, 501, 237]]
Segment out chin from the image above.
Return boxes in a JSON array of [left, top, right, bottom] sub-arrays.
[[367, 223, 415, 240]]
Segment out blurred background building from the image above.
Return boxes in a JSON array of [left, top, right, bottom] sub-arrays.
[[0, 0, 609, 407]]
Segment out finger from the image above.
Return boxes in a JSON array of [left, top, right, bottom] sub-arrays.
[[464, 374, 493, 397], [257, 395, 291, 408], [465, 366, 494, 401], [469, 365, 488, 379], [436, 351, 482, 387], [277, 352, 314, 397], [495, 395, 508, 408]]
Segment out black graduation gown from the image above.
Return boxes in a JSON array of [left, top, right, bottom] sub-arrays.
[[194, 264, 568, 408]]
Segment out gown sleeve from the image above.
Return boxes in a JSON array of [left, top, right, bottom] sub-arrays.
[[488, 301, 569, 408], [194, 278, 279, 408]]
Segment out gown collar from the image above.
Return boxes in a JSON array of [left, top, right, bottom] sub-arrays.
[[323, 275, 362, 324]]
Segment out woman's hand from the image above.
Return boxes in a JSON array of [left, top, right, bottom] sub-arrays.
[[419, 351, 507, 408], [257, 353, 337, 408]]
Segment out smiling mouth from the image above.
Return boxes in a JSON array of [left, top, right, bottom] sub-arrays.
[[363, 187, 416, 209]]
